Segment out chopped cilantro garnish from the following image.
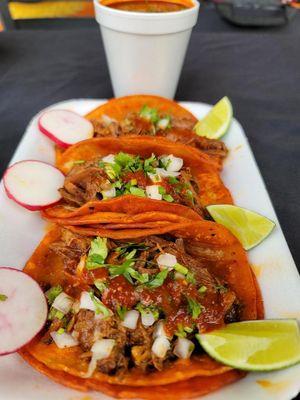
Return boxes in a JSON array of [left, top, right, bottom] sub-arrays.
[[115, 152, 143, 173], [57, 328, 65, 335], [0, 293, 7, 302], [187, 297, 202, 319], [116, 305, 128, 320], [174, 263, 188, 275], [144, 154, 158, 174], [108, 259, 149, 284], [158, 186, 166, 195], [198, 285, 207, 294], [94, 280, 107, 293], [168, 176, 179, 185], [115, 242, 148, 256], [45, 285, 63, 304], [86, 237, 108, 270], [130, 187, 146, 197], [186, 272, 196, 284], [89, 291, 111, 317], [146, 268, 169, 289], [163, 194, 174, 202], [48, 307, 64, 321], [139, 105, 159, 123], [125, 249, 137, 260], [175, 324, 194, 338], [136, 303, 159, 320]]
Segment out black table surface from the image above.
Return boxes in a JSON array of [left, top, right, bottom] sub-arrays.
[[0, 9, 299, 269]]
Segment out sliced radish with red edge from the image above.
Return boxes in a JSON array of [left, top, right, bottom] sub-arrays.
[[0, 267, 47, 355], [4, 160, 65, 211], [38, 109, 94, 148]]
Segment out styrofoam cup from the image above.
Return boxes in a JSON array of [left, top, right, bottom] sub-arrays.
[[94, 0, 200, 98]]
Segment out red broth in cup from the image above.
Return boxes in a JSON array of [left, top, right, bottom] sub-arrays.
[[101, 0, 193, 12]]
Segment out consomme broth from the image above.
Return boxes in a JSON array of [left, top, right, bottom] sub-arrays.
[[106, 0, 191, 12]]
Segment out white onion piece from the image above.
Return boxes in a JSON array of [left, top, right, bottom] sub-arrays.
[[79, 291, 95, 312], [160, 155, 183, 172], [157, 118, 170, 130], [174, 338, 195, 359], [102, 187, 116, 199], [147, 172, 162, 183], [174, 272, 185, 280], [141, 311, 156, 327], [157, 253, 177, 270], [50, 331, 78, 349], [156, 168, 180, 178], [102, 154, 115, 164], [121, 310, 139, 330], [152, 337, 170, 358], [52, 292, 73, 315], [84, 339, 116, 378], [146, 185, 162, 201], [101, 114, 116, 126], [153, 321, 168, 339]]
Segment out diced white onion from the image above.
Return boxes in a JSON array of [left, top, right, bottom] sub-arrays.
[[101, 114, 116, 126], [146, 185, 162, 201], [102, 154, 115, 164], [52, 292, 73, 315], [157, 118, 170, 130], [174, 272, 185, 280], [173, 338, 195, 359], [156, 168, 180, 178], [84, 339, 116, 378], [50, 331, 78, 349], [160, 155, 183, 172], [147, 171, 162, 183], [153, 320, 168, 339], [121, 310, 139, 330], [79, 291, 95, 312], [157, 253, 177, 270], [152, 336, 170, 358], [101, 187, 116, 199], [141, 311, 156, 327]]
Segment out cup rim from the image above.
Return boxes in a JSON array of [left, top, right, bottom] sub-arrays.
[[94, 0, 199, 20]]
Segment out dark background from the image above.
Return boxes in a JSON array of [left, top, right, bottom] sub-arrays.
[[0, 7, 299, 268]]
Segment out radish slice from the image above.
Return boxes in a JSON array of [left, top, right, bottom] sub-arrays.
[[0, 267, 47, 355], [3, 160, 65, 211], [38, 109, 94, 148]]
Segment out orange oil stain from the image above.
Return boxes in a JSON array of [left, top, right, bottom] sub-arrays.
[[257, 379, 291, 394]]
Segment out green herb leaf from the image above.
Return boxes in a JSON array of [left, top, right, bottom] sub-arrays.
[[215, 283, 228, 293], [48, 307, 64, 321], [144, 154, 158, 173], [45, 285, 63, 304], [158, 186, 166, 195], [0, 293, 7, 302], [186, 272, 196, 284], [130, 187, 146, 197], [115, 242, 148, 256], [127, 268, 149, 283], [116, 305, 128, 320], [198, 285, 207, 294], [86, 237, 108, 270], [89, 291, 111, 317], [187, 297, 202, 319], [146, 268, 169, 289], [94, 280, 107, 293], [168, 176, 179, 185], [174, 263, 188, 275], [139, 105, 159, 123], [163, 194, 174, 202], [136, 303, 159, 320], [57, 328, 65, 335]]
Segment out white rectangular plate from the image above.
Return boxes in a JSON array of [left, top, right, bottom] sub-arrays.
[[0, 99, 299, 400]]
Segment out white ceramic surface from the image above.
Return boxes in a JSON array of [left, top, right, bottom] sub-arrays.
[[0, 99, 299, 400], [94, 0, 199, 98]]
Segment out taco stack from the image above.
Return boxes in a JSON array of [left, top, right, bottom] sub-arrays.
[[18, 95, 264, 399]]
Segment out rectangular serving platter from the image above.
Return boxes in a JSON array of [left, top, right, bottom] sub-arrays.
[[0, 99, 299, 400]]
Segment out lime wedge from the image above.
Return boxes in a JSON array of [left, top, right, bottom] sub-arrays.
[[206, 204, 275, 250], [197, 320, 300, 371], [194, 96, 233, 139]]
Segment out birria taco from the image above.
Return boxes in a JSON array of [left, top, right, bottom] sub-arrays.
[[84, 95, 228, 169], [44, 136, 232, 229], [19, 220, 263, 399]]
